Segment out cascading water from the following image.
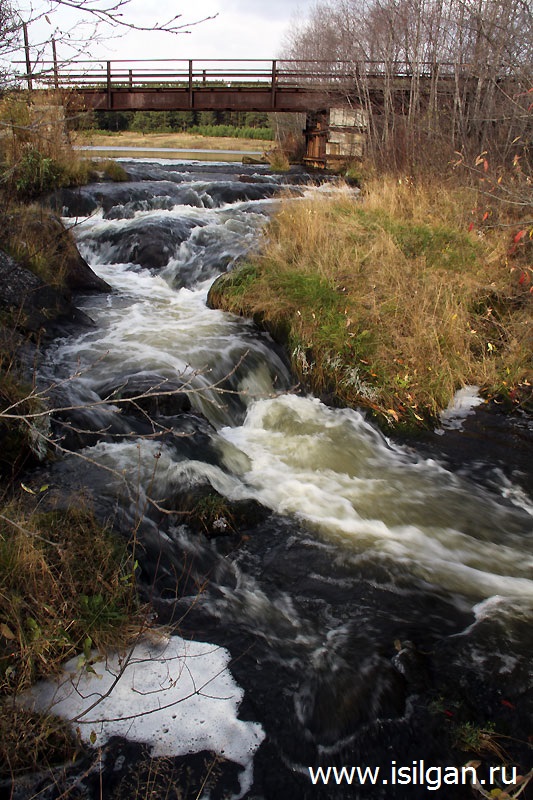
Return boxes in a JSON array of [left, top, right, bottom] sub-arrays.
[[35, 160, 532, 799]]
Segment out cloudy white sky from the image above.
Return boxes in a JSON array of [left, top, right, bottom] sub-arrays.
[[18, 0, 311, 68]]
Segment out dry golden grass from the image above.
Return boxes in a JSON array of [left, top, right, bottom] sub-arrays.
[[0, 94, 97, 201], [210, 179, 532, 427], [0, 503, 144, 697], [74, 129, 272, 153], [0, 499, 150, 776], [1, 204, 79, 288]]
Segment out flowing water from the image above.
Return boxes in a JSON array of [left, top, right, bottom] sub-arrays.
[[38, 160, 532, 799]]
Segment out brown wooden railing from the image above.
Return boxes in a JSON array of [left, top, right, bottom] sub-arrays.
[[14, 58, 473, 92]]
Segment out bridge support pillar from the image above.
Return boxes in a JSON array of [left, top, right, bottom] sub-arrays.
[[304, 107, 367, 169]]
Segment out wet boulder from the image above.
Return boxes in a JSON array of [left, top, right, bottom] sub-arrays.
[[205, 180, 283, 206], [0, 248, 93, 336], [300, 650, 406, 744], [79, 215, 203, 269], [96, 372, 192, 418], [1, 209, 110, 293], [46, 186, 100, 217], [49, 180, 208, 219]]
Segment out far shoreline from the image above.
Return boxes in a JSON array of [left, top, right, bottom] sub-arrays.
[[74, 130, 273, 161]]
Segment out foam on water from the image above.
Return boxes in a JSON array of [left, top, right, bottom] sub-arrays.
[[436, 385, 486, 433], [24, 636, 264, 798], [218, 394, 533, 603]]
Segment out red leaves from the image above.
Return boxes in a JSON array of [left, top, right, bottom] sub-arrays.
[[508, 227, 532, 258]]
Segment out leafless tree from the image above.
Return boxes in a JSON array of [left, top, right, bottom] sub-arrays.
[[0, 0, 217, 86], [0, 0, 20, 82], [282, 0, 533, 170]]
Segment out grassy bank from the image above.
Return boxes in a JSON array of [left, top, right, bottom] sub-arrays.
[[74, 130, 273, 153], [209, 178, 532, 429], [0, 500, 148, 776], [0, 96, 152, 780]]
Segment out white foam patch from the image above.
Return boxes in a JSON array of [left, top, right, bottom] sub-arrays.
[[436, 385, 485, 433], [473, 594, 533, 623], [24, 635, 264, 798]]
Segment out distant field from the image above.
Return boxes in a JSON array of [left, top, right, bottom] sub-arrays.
[[74, 131, 273, 152]]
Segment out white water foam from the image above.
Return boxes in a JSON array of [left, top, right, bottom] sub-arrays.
[[24, 635, 264, 798], [217, 394, 533, 603], [436, 385, 485, 433]]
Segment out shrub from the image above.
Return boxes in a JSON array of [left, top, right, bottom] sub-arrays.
[[12, 146, 66, 200], [102, 160, 129, 182], [266, 148, 290, 172]]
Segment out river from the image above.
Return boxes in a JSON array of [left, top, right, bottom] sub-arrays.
[[34, 159, 532, 799]]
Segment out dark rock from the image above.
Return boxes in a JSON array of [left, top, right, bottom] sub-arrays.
[[96, 372, 192, 417], [50, 401, 137, 451], [205, 180, 282, 206], [2, 210, 110, 293], [300, 649, 406, 744], [0, 248, 93, 336], [178, 484, 269, 539], [48, 181, 207, 219], [78, 215, 202, 269], [45, 369, 219, 458], [238, 174, 271, 183], [46, 186, 100, 217], [40, 213, 110, 292]]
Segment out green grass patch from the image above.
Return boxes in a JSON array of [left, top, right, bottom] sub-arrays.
[[188, 124, 274, 140]]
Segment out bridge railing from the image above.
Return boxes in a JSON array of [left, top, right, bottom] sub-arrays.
[[13, 58, 469, 93]]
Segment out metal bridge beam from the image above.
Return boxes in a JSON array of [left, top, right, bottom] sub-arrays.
[[78, 86, 329, 113]]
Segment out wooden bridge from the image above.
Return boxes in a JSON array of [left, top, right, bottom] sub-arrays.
[[16, 58, 514, 167], [17, 58, 465, 113]]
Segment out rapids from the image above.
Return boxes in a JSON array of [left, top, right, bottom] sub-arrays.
[[36, 160, 532, 799]]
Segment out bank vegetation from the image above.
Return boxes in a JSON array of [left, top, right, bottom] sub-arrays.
[[0, 93, 151, 782], [209, 176, 532, 429]]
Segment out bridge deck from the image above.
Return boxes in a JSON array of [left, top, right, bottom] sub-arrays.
[[79, 86, 330, 113]]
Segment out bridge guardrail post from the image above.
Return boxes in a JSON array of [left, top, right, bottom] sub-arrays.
[[106, 61, 112, 109], [188, 60, 193, 109], [271, 60, 277, 110], [52, 38, 59, 89], [23, 22, 32, 91]]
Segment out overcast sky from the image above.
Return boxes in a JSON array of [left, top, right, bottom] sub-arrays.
[[19, 0, 311, 67]]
